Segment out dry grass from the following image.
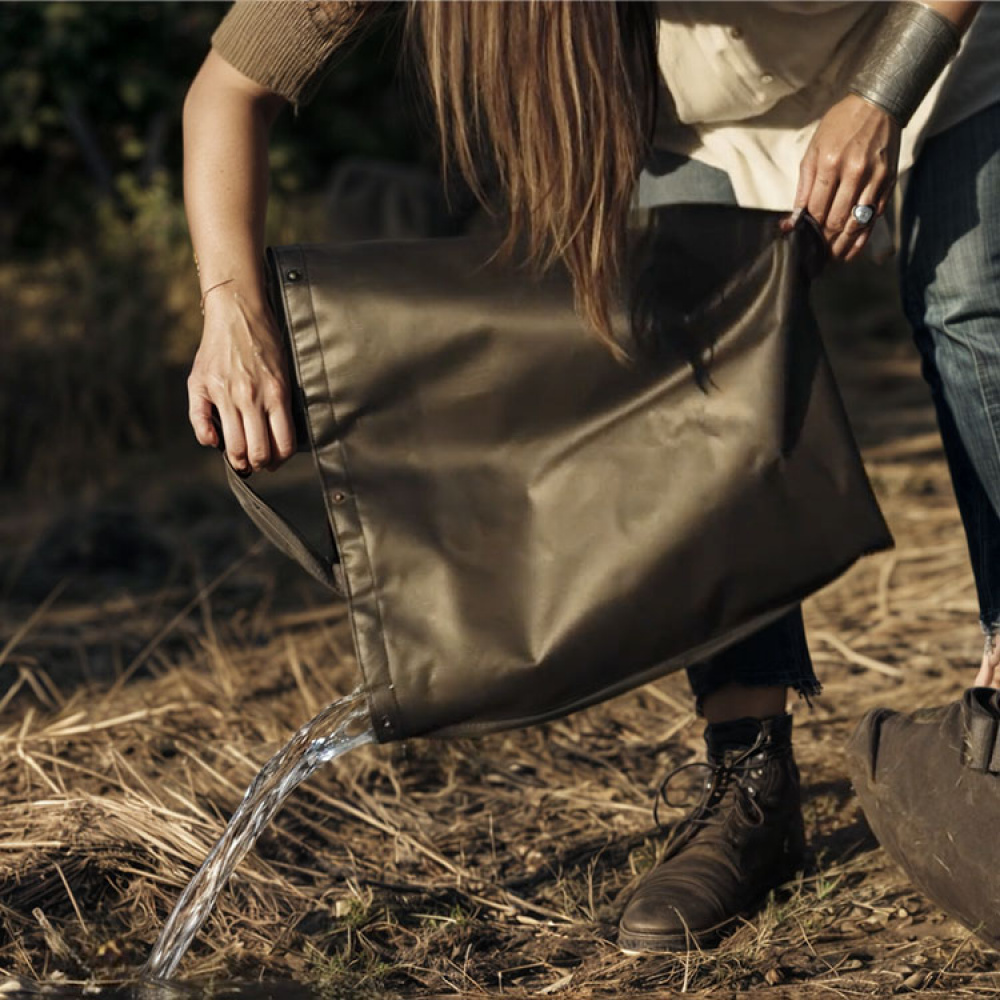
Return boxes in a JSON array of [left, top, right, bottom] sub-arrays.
[[2, 261, 1000, 997]]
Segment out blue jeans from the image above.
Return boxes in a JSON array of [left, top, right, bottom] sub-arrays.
[[638, 102, 1000, 705], [901, 103, 1000, 640]]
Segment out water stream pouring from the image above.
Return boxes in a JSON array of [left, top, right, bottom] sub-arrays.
[[143, 690, 374, 981]]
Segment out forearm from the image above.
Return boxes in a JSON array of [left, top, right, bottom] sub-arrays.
[[920, 1, 980, 33], [849, 1, 980, 127], [182, 50, 285, 310], [182, 6, 377, 472]]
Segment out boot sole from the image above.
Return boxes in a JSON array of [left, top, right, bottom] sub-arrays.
[[618, 920, 730, 955]]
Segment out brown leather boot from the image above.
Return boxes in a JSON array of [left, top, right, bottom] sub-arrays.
[[619, 713, 805, 953]]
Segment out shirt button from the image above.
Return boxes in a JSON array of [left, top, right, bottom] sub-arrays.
[[761, 72, 775, 85], [729, 26, 743, 39]]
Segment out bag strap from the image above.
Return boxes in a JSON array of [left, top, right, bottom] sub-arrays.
[[213, 415, 342, 593]]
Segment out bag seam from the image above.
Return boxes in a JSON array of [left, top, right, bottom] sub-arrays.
[[291, 245, 403, 740]]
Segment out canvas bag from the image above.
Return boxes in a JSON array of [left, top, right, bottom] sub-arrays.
[[223, 204, 892, 741]]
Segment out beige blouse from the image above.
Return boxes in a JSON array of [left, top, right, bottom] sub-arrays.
[[211, 1, 1000, 210], [652, 1, 1000, 209]]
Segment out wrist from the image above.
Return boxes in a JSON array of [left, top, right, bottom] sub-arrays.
[[200, 279, 272, 322], [194, 250, 267, 299], [199, 277, 236, 315], [844, 91, 904, 128], [848, 2, 961, 128], [194, 254, 270, 316]]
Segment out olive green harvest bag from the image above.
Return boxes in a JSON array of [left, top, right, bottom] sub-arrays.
[[223, 204, 892, 742]]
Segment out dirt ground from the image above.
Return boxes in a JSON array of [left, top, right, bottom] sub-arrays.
[[2, 259, 999, 998]]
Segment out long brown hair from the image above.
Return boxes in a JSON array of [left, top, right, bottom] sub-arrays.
[[404, 1, 658, 362]]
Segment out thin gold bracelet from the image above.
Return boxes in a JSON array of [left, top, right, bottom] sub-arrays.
[[199, 278, 236, 315]]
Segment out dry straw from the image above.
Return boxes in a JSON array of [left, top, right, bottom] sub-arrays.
[[3, 310, 1000, 996]]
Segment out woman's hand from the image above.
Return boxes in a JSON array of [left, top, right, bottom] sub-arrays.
[[790, 94, 901, 262], [187, 287, 296, 474], [975, 640, 1000, 689]]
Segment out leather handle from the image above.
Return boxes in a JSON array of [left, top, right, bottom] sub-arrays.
[[212, 412, 342, 594]]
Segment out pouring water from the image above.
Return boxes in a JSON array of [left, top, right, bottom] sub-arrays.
[[142, 690, 375, 981]]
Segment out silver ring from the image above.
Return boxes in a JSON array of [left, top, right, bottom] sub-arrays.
[[852, 204, 876, 227]]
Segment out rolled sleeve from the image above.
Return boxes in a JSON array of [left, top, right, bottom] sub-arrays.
[[211, 1, 369, 106]]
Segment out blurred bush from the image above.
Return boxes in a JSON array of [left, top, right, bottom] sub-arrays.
[[1, 2, 423, 492], [1, 173, 192, 490], [1, 1, 421, 253]]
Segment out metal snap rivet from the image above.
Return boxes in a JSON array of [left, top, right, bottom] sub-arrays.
[[286, 269, 302, 282], [332, 491, 347, 504]]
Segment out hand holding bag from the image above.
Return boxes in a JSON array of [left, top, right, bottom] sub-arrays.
[[223, 203, 892, 741]]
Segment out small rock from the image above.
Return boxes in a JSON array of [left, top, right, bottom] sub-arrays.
[[897, 970, 929, 992], [1, 979, 39, 996]]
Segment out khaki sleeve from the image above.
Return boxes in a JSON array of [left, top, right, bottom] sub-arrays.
[[211, 1, 374, 106]]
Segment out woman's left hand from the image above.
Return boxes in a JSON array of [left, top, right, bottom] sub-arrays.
[[788, 93, 902, 262]]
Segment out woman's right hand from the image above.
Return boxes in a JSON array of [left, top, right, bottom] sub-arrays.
[[183, 48, 292, 473], [187, 285, 297, 474]]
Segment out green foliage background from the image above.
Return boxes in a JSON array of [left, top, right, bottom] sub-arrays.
[[1, 2, 423, 490]]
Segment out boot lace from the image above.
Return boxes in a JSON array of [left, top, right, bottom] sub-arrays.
[[652, 729, 769, 858]]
